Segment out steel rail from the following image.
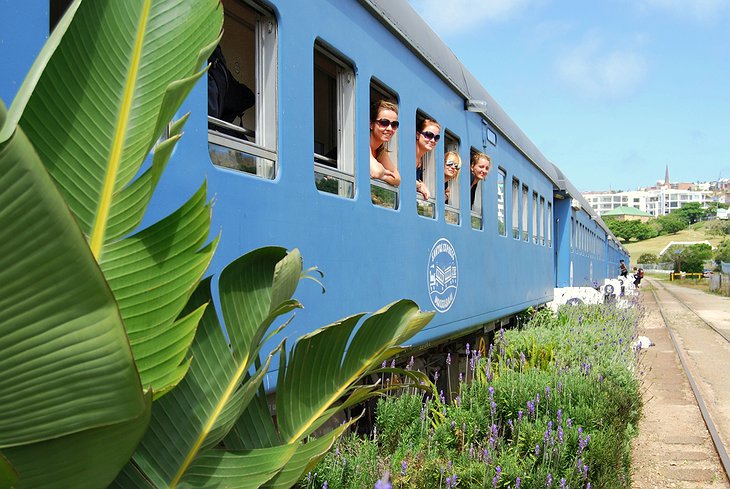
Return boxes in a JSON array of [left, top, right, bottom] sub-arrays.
[[648, 281, 730, 483]]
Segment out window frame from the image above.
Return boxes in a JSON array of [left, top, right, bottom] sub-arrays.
[[313, 42, 356, 198]]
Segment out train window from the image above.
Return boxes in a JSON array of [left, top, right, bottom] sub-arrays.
[[532, 192, 538, 244], [415, 111, 439, 219], [547, 202, 552, 247], [469, 148, 485, 230], [511, 178, 520, 239], [540, 196, 546, 246], [487, 127, 497, 146], [313, 44, 356, 198], [522, 184, 529, 242], [497, 169, 506, 237], [208, 0, 278, 180], [50, 0, 72, 31], [370, 82, 400, 209], [443, 131, 460, 225]]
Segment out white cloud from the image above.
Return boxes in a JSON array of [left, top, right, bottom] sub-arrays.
[[407, 0, 535, 36], [555, 36, 648, 100], [636, 0, 730, 22]]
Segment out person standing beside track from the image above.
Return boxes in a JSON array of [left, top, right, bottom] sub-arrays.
[[620, 259, 628, 278]]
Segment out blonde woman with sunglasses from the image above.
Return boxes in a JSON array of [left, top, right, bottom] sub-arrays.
[[415, 118, 441, 200], [443, 151, 461, 204], [369, 100, 401, 186]]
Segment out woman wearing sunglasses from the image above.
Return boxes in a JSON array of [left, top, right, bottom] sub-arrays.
[[415, 118, 441, 200], [443, 151, 461, 205], [369, 100, 401, 186]]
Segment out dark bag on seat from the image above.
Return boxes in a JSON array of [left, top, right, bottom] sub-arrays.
[[208, 46, 255, 123]]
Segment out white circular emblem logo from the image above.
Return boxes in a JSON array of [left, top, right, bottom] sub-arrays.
[[427, 238, 458, 313]]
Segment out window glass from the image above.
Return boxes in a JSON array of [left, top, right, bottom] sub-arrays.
[[512, 178, 520, 239], [522, 184, 529, 241], [532, 192, 538, 244], [370, 82, 400, 209], [443, 132, 461, 225], [497, 169, 506, 236], [469, 148, 489, 230], [540, 196, 545, 245], [547, 202, 552, 247], [313, 44, 355, 198], [208, 0, 278, 179], [415, 111, 439, 219]]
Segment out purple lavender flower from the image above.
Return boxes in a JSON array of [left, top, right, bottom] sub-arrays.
[[323, 481, 328, 489], [546, 473, 553, 487], [466, 343, 470, 356], [374, 478, 392, 489], [401, 460, 407, 476], [434, 371, 440, 382], [558, 426, 564, 443], [527, 400, 535, 417], [491, 400, 497, 417], [519, 351, 526, 365], [545, 385, 551, 399], [488, 386, 495, 398], [560, 478, 566, 489], [567, 418, 572, 428], [446, 353, 451, 366], [459, 372, 463, 383], [515, 476, 521, 489], [451, 420, 455, 429], [381, 361, 387, 369], [557, 409, 562, 425], [446, 476, 452, 489], [518, 410, 523, 422], [535, 444, 540, 456], [557, 380, 563, 393]]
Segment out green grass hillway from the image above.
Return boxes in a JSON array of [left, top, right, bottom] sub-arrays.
[[303, 304, 643, 489]]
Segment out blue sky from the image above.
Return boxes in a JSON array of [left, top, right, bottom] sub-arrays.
[[407, 0, 730, 191]]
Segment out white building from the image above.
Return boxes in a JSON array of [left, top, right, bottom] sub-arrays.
[[583, 165, 720, 217], [583, 187, 714, 217]]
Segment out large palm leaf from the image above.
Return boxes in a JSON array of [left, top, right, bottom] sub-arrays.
[[113, 247, 434, 488], [14, 0, 223, 397], [0, 99, 149, 487]]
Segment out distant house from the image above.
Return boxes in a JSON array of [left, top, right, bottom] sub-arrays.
[[602, 206, 653, 222]]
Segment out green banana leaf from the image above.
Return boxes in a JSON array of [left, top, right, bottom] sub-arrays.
[[14, 0, 223, 397], [276, 301, 436, 443], [0, 100, 149, 487], [113, 248, 305, 488]]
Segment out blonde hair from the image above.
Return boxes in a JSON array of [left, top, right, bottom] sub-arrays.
[[471, 151, 491, 168], [444, 151, 461, 179]]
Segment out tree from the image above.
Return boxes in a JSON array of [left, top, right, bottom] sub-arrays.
[[674, 202, 705, 224], [638, 253, 658, 264], [656, 214, 686, 235], [677, 244, 712, 273], [715, 239, 730, 266]]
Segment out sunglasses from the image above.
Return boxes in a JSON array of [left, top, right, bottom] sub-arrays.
[[445, 160, 461, 169], [375, 118, 400, 129], [419, 131, 440, 142]]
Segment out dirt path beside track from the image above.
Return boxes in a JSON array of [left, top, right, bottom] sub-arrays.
[[631, 279, 730, 488]]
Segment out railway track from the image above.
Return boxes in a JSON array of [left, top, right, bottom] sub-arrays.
[[648, 279, 730, 483]]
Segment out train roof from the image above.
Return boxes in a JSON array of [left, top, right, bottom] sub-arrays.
[[359, 0, 625, 252]]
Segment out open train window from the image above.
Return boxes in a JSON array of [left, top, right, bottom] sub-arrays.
[[313, 43, 355, 198], [415, 110, 438, 219], [540, 195, 546, 246], [443, 131, 460, 225], [511, 178, 520, 239], [469, 147, 484, 230], [522, 184, 529, 242], [497, 168, 506, 236], [370, 82, 400, 210], [547, 202, 552, 247], [532, 191, 539, 244], [208, 0, 278, 180]]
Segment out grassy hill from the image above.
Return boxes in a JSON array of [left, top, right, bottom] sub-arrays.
[[624, 223, 724, 259]]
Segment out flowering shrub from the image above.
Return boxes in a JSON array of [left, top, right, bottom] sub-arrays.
[[303, 304, 642, 488]]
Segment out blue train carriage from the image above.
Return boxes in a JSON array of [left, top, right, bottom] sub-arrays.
[[552, 167, 629, 305], [173, 0, 560, 353], [0, 0, 617, 382]]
